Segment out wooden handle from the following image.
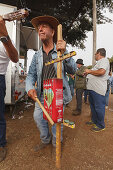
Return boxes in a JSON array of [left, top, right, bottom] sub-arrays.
[[56, 24, 63, 169], [57, 24, 62, 41], [57, 24, 63, 79], [35, 97, 54, 126]]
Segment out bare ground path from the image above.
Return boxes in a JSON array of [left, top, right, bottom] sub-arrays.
[[0, 94, 113, 170]]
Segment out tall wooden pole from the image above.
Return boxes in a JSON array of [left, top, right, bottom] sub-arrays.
[[92, 0, 97, 66], [56, 24, 62, 169]]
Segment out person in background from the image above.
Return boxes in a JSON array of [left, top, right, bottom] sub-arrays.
[[67, 73, 76, 97], [111, 74, 113, 94], [0, 16, 18, 162], [105, 71, 113, 108], [84, 48, 110, 132], [19, 63, 24, 75], [26, 15, 76, 152], [72, 59, 86, 116]]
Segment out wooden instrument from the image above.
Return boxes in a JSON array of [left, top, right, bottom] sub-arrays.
[[2, 8, 29, 21]]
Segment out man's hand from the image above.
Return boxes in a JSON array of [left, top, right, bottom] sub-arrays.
[[0, 16, 8, 37], [84, 69, 91, 75], [70, 74, 75, 80], [56, 40, 66, 54], [28, 89, 37, 101], [83, 69, 91, 76]]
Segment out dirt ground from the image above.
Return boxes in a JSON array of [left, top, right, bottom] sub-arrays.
[[0, 93, 113, 170]]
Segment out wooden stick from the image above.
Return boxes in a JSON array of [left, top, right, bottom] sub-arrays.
[[56, 24, 62, 169], [35, 97, 54, 126], [56, 122, 61, 168]]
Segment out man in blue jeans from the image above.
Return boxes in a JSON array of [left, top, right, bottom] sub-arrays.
[[0, 16, 18, 162], [26, 16, 76, 151], [84, 48, 109, 132]]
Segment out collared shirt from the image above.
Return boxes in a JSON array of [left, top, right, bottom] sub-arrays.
[[0, 41, 10, 75], [42, 48, 56, 80], [41, 47, 56, 91]]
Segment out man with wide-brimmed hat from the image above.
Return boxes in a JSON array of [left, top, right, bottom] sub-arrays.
[[72, 59, 86, 116], [26, 15, 76, 151]]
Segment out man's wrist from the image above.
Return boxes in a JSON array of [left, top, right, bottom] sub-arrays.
[[0, 35, 10, 43]]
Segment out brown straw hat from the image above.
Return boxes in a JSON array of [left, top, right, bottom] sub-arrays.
[[31, 15, 59, 42]]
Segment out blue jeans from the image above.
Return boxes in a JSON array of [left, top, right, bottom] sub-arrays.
[[69, 84, 74, 97], [88, 90, 105, 129], [0, 75, 6, 147], [34, 94, 64, 147], [84, 89, 89, 103], [76, 88, 84, 111], [105, 89, 110, 106]]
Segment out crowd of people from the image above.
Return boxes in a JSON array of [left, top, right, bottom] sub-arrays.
[[0, 13, 113, 163]]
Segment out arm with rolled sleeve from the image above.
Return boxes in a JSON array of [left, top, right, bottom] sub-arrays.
[[0, 16, 18, 63]]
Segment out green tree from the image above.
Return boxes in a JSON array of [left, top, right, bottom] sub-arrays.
[[108, 56, 113, 63], [2, 0, 112, 48], [108, 56, 113, 71], [28, 0, 113, 48]]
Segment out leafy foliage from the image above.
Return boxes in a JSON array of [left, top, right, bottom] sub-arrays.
[[108, 56, 113, 71], [26, 0, 113, 48], [2, 0, 113, 48], [108, 56, 113, 63]]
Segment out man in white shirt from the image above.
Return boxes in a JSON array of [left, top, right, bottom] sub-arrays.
[[0, 16, 18, 162], [84, 48, 109, 132]]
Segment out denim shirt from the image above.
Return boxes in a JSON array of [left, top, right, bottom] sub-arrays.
[[26, 44, 76, 104]]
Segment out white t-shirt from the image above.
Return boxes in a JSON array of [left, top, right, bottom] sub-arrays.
[[0, 41, 10, 75], [87, 57, 110, 96]]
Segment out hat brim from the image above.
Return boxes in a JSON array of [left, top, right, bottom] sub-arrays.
[[31, 16, 59, 43], [76, 62, 84, 65]]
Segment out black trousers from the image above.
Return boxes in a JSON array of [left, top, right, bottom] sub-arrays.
[[76, 88, 84, 111], [0, 75, 6, 147]]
